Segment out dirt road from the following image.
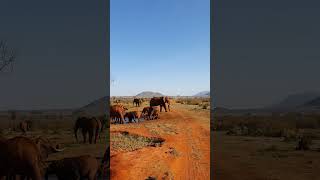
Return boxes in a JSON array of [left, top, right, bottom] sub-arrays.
[[110, 105, 210, 180]]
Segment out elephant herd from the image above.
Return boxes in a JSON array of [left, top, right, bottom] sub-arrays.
[[0, 96, 171, 179], [0, 114, 110, 180], [111, 97, 171, 124]]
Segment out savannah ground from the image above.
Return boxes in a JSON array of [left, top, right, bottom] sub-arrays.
[[213, 113, 320, 180], [110, 98, 210, 180]]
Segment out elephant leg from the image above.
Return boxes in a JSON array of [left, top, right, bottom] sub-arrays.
[[116, 117, 119, 124], [82, 129, 87, 143], [15, 175, 22, 180], [94, 129, 99, 144], [30, 164, 42, 180], [88, 174, 97, 180], [120, 115, 125, 124], [89, 130, 94, 144]]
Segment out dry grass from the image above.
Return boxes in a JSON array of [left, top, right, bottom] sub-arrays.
[[175, 97, 210, 109], [214, 131, 320, 179], [110, 131, 164, 152], [214, 113, 320, 141]]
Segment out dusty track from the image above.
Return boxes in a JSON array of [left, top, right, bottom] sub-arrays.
[[110, 105, 210, 180]]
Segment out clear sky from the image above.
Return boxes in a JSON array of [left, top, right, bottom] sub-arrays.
[[110, 0, 210, 96]]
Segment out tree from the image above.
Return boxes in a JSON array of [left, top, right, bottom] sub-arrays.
[[0, 40, 17, 72]]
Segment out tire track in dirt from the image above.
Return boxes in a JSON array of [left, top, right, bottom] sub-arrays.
[[167, 110, 210, 180], [110, 108, 210, 180]]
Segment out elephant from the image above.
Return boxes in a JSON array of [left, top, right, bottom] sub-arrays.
[[124, 111, 141, 123], [74, 117, 101, 144], [164, 96, 171, 112], [98, 114, 109, 132], [150, 97, 168, 112], [141, 107, 151, 119], [147, 106, 160, 120], [19, 120, 32, 135], [110, 105, 127, 124], [45, 155, 99, 180], [133, 98, 142, 107], [0, 136, 65, 180]]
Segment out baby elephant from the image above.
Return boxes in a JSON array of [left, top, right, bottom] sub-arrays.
[[147, 106, 160, 120], [124, 111, 141, 123], [45, 155, 99, 180], [141, 107, 151, 119]]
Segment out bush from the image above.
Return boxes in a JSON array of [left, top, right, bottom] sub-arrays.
[[202, 104, 208, 109]]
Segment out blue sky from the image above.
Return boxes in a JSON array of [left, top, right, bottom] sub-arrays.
[[110, 0, 210, 96]]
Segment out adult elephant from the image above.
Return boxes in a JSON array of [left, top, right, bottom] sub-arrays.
[[0, 136, 65, 180], [74, 117, 101, 144], [110, 105, 127, 124], [150, 97, 169, 112], [133, 98, 142, 107]]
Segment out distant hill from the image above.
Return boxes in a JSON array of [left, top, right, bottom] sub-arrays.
[[73, 96, 108, 116], [136, 91, 164, 98], [193, 91, 210, 97], [303, 97, 320, 107], [268, 92, 320, 110]]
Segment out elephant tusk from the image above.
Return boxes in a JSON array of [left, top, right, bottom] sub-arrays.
[[54, 147, 66, 152]]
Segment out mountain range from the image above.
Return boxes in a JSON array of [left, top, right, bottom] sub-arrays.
[[135, 91, 164, 98], [193, 91, 210, 97], [73, 96, 108, 116], [266, 92, 320, 111]]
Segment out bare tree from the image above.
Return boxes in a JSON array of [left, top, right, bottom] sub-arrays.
[[0, 40, 17, 72]]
